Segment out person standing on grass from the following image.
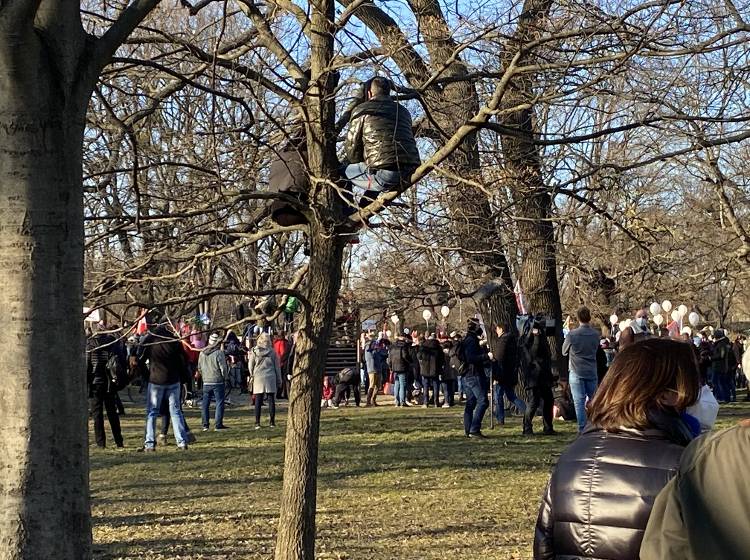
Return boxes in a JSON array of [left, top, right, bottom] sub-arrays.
[[364, 333, 380, 406], [417, 334, 444, 407], [138, 317, 190, 451], [520, 318, 555, 436], [87, 325, 125, 449], [711, 329, 736, 403], [198, 332, 230, 431], [462, 319, 491, 438], [248, 333, 283, 429], [388, 330, 413, 407], [490, 323, 526, 426], [534, 338, 700, 560], [562, 306, 601, 432], [440, 337, 457, 407]]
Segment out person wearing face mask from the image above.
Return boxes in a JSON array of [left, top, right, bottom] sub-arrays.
[[533, 338, 700, 560], [619, 308, 651, 349]]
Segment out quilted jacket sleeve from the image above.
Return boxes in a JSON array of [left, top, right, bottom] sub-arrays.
[[533, 480, 555, 560]]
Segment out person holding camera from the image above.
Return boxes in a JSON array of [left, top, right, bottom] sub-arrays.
[[520, 317, 556, 436]]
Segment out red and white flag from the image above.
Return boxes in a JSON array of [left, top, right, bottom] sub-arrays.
[[514, 280, 527, 315]]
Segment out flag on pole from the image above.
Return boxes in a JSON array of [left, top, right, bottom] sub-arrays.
[[514, 280, 527, 315]]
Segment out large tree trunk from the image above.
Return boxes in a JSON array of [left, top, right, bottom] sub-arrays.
[[0, 47, 90, 560], [275, 0, 341, 555], [500, 0, 566, 377], [274, 229, 344, 559]]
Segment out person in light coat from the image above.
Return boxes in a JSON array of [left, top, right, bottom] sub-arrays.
[[248, 333, 282, 429]]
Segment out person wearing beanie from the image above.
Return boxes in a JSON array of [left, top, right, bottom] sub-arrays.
[[198, 332, 230, 431]]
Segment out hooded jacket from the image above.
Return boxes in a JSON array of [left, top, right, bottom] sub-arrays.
[[249, 345, 282, 395], [345, 95, 421, 171], [534, 411, 693, 560], [198, 344, 228, 385], [491, 332, 519, 386]]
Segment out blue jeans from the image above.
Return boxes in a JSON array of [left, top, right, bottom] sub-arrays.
[[569, 372, 598, 432], [422, 377, 441, 405], [343, 162, 402, 192], [201, 383, 226, 428], [463, 374, 489, 434], [441, 380, 456, 406], [395, 372, 408, 405], [493, 384, 526, 423], [145, 382, 187, 448]]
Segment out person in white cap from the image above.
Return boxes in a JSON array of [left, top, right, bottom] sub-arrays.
[[198, 332, 230, 431]]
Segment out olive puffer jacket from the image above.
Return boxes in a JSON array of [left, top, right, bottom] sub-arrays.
[[534, 411, 693, 560], [345, 95, 421, 171]]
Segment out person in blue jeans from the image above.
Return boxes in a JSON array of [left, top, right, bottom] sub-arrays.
[[562, 306, 601, 432], [198, 333, 230, 430], [341, 76, 421, 216], [137, 319, 191, 450], [387, 331, 412, 407], [462, 320, 491, 437], [490, 323, 526, 425]]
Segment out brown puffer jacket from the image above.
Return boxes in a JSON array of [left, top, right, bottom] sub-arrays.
[[534, 411, 693, 560], [345, 95, 421, 171]]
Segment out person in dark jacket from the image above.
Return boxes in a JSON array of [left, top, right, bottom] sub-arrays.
[[332, 367, 361, 408], [462, 319, 490, 438], [387, 331, 412, 407], [490, 323, 526, 425], [342, 76, 421, 213], [138, 320, 190, 451], [440, 339, 457, 407], [417, 334, 444, 407], [520, 318, 555, 436], [87, 327, 125, 449], [534, 338, 700, 560], [268, 130, 309, 226], [711, 330, 736, 403]]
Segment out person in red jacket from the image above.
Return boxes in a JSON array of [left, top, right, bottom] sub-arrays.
[[273, 332, 292, 399]]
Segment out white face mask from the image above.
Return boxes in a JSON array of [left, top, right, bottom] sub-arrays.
[[635, 317, 648, 329], [686, 386, 719, 432]]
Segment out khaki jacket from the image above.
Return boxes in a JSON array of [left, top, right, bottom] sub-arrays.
[[640, 423, 750, 560]]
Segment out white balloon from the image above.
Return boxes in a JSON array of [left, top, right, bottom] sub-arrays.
[[678, 304, 688, 317], [653, 314, 664, 326], [609, 314, 618, 326], [649, 302, 661, 315], [681, 326, 692, 336], [422, 309, 432, 321], [440, 305, 450, 318], [391, 314, 400, 325], [688, 312, 700, 327], [618, 320, 628, 332], [385, 330, 392, 338], [671, 310, 681, 323], [662, 300, 672, 313]]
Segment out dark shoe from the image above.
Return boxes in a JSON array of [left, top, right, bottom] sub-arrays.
[[215, 425, 230, 431], [187, 432, 197, 444], [542, 429, 558, 436], [522, 429, 534, 436], [468, 431, 488, 439]]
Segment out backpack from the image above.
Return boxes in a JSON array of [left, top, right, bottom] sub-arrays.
[[107, 352, 130, 392], [453, 339, 469, 376]]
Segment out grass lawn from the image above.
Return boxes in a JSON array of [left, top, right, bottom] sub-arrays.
[[91, 390, 750, 559]]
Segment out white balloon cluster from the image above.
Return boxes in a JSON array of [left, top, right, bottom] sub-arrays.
[[647, 301, 701, 328]]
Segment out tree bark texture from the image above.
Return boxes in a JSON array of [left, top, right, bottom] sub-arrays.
[[499, 0, 567, 378], [0, 30, 91, 560], [275, 0, 342, 555]]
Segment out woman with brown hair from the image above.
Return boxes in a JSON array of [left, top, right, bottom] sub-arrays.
[[533, 338, 700, 560]]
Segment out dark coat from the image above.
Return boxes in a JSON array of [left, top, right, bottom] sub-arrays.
[[534, 411, 693, 560], [491, 333, 518, 386], [387, 339, 412, 373], [87, 333, 118, 388], [711, 337, 736, 376], [520, 333, 552, 388], [345, 95, 421, 171], [417, 338, 444, 378], [138, 326, 187, 386], [462, 331, 488, 375]]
